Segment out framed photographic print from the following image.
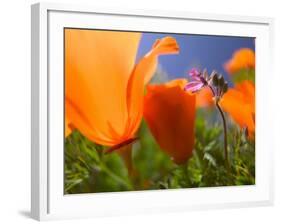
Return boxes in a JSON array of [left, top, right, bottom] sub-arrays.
[[31, 2, 274, 221]]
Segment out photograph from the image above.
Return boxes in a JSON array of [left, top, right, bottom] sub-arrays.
[[64, 28, 255, 194]]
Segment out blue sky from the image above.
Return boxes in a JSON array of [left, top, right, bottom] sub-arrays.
[[137, 32, 255, 83]]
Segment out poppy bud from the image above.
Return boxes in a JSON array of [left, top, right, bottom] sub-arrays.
[[144, 79, 196, 164]]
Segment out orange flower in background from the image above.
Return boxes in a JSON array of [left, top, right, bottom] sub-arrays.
[[224, 48, 255, 74], [220, 80, 255, 137], [195, 87, 214, 108], [143, 79, 196, 164], [65, 29, 179, 148]]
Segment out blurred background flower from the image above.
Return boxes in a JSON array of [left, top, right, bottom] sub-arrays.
[[224, 48, 255, 75], [221, 80, 255, 138], [221, 48, 255, 138], [196, 88, 214, 108]]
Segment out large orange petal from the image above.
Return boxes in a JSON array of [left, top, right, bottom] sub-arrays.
[[221, 80, 255, 136], [126, 37, 179, 136], [65, 29, 141, 145], [65, 98, 116, 145], [224, 48, 255, 74], [143, 79, 196, 164]]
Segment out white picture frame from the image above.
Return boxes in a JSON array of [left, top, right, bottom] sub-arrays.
[[31, 2, 274, 221]]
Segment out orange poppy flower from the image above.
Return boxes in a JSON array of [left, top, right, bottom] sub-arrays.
[[143, 79, 196, 164], [220, 80, 255, 137], [195, 87, 214, 108], [224, 48, 255, 74], [65, 29, 179, 147]]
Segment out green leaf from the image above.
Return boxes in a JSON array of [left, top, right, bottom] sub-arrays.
[[203, 152, 217, 167], [204, 140, 217, 152], [232, 68, 255, 84]]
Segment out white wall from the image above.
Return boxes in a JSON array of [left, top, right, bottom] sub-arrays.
[[0, 0, 279, 223]]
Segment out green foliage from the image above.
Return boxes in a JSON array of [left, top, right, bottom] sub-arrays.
[[232, 68, 255, 84], [64, 108, 255, 194], [65, 131, 132, 193]]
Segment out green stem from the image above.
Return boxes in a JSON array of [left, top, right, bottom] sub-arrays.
[[216, 102, 230, 174]]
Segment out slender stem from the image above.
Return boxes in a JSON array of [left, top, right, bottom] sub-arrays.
[[208, 85, 230, 173], [216, 102, 230, 173]]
